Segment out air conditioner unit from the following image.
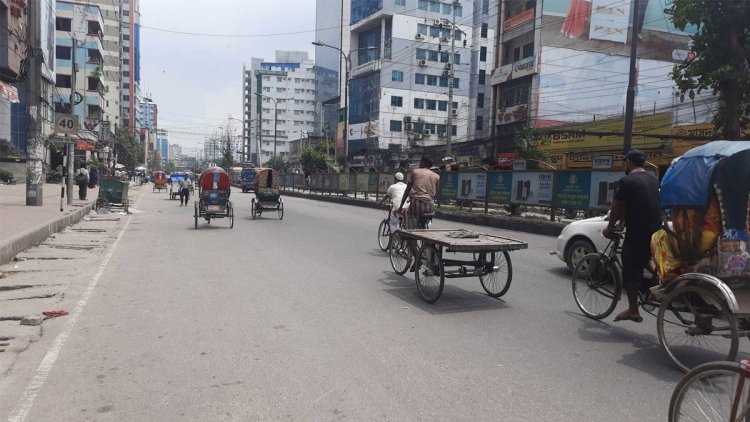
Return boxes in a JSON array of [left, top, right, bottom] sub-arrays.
[[441, 18, 451, 26], [423, 129, 432, 136], [443, 70, 452, 76], [403, 116, 412, 123], [415, 33, 424, 40], [434, 19, 442, 26], [418, 59, 427, 66], [405, 123, 414, 131], [441, 37, 450, 43], [452, 109, 458, 116], [413, 133, 422, 140]]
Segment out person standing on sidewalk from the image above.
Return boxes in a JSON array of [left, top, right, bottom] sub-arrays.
[[179, 176, 191, 206], [75, 165, 90, 200], [88, 166, 98, 189]]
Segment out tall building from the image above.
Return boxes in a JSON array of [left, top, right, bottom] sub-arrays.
[[120, 0, 141, 135], [243, 51, 318, 165], [490, 0, 712, 171], [168, 143, 182, 163], [345, 0, 495, 167], [88, 0, 121, 140], [156, 128, 168, 162], [314, 0, 351, 140], [140, 98, 157, 130]]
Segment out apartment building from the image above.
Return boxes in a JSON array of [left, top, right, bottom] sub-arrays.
[[156, 128, 168, 162], [120, 0, 141, 135], [314, 0, 351, 140], [243, 51, 318, 165]]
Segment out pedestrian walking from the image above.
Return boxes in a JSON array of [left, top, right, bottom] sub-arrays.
[[75, 165, 89, 200], [179, 176, 191, 206], [88, 166, 98, 189]]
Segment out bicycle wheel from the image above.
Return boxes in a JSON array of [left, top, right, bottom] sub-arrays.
[[194, 203, 198, 229], [572, 253, 621, 319], [389, 233, 412, 275], [415, 244, 444, 303], [94, 197, 110, 213], [229, 205, 234, 228], [377, 219, 391, 251], [251, 199, 256, 220], [478, 251, 512, 298], [669, 361, 750, 421], [278, 199, 284, 220], [657, 285, 739, 373]]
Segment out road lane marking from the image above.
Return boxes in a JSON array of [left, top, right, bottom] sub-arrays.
[[7, 192, 144, 422]]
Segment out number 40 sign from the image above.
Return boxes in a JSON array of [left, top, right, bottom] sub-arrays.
[[54, 114, 79, 135]]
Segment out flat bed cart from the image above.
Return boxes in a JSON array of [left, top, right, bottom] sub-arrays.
[[95, 177, 129, 213], [394, 229, 528, 303]]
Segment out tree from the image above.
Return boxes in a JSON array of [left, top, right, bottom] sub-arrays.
[[512, 127, 550, 169], [299, 141, 334, 175], [671, 0, 750, 138], [112, 128, 142, 168], [263, 155, 286, 171]]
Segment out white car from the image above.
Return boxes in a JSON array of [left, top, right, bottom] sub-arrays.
[[552, 214, 610, 271]]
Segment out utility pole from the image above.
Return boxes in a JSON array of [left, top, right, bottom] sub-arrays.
[[445, 0, 459, 157], [67, 37, 78, 205], [622, 0, 640, 154], [25, 3, 43, 205]]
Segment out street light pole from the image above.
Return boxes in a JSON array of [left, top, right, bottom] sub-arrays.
[[255, 93, 278, 167]]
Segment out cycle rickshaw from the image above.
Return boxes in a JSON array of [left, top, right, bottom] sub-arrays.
[[572, 141, 750, 372], [193, 167, 234, 229], [153, 171, 168, 193], [250, 167, 283, 220]]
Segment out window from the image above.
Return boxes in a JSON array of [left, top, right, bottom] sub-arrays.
[[442, 3, 451, 14], [480, 46, 487, 61], [513, 47, 520, 62], [439, 76, 449, 87], [441, 28, 451, 39], [440, 52, 449, 63], [123, 34, 130, 41], [483, 0, 490, 14], [414, 98, 425, 109], [391, 70, 404, 82], [453, 78, 460, 88], [123, 83, 130, 89], [416, 49, 427, 60], [428, 50, 439, 61], [477, 93, 484, 108], [481, 23, 488, 38], [427, 75, 438, 86], [123, 71, 130, 77], [522, 42, 535, 59], [395, 0, 405, 5], [452, 101, 458, 109], [501, 83, 531, 107], [452, 125, 457, 136], [415, 74, 425, 84], [426, 99, 437, 110], [438, 100, 448, 111], [430, 26, 440, 37], [476, 116, 484, 131], [391, 95, 403, 107], [56, 46, 71, 60], [123, 59, 129, 65], [437, 124, 447, 135], [417, 23, 428, 35], [390, 120, 403, 132], [418, 0, 428, 10], [424, 123, 436, 133], [56, 17, 71, 31], [454, 53, 461, 64], [455, 5, 462, 16], [479, 70, 486, 85], [123, 46, 130, 53], [56, 74, 71, 88], [430, 1, 440, 12], [454, 30, 462, 41]]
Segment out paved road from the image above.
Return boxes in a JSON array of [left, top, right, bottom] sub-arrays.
[[1, 190, 724, 420]]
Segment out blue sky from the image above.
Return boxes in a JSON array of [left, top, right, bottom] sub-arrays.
[[140, 0, 317, 154]]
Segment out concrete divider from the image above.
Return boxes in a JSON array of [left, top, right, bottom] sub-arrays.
[[0, 203, 94, 265], [281, 190, 565, 237]]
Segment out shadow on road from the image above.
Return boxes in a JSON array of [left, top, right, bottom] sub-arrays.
[[565, 311, 682, 382], [547, 267, 570, 278]]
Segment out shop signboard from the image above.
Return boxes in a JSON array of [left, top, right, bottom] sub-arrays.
[[439, 172, 459, 200]]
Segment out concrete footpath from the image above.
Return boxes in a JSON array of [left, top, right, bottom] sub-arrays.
[[280, 189, 567, 237], [0, 183, 94, 265]]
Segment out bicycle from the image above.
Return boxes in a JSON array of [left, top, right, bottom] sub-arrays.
[[388, 210, 434, 276], [377, 205, 396, 251], [572, 232, 739, 372], [669, 359, 750, 421]]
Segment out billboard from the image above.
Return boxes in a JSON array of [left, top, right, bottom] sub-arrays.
[[555, 171, 592, 208], [456, 173, 487, 201], [589, 171, 622, 209], [439, 172, 459, 200], [511, 172, 553, 205], [487, 172, 513, 204], [540, 0, 697, 62]]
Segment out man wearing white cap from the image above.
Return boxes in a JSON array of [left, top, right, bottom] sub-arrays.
[[380, 172, 410, 232]]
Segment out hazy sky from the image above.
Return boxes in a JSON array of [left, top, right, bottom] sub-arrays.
[[140, 0, 317, 154]]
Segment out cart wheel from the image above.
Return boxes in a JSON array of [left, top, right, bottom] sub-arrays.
[[389, 232, 413, 275], [194, 203, 199, 229], [229, 206, 234, 228], [657, 285, 739, 373], [377, 219, 391, 251], [572, 253, 622, 319], [415, 244, 444, 303], [123, 199, 130, 214], [277, 198, 284, 220], [95, 197, 110, 213], [478, 251, 512, 298], [668, 361, 749, 421], [251, 198, 256, 220]]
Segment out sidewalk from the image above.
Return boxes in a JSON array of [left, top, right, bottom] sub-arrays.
[[0, 182, 94, 264]]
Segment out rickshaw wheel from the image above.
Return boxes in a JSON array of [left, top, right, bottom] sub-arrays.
[[277, 198, 284, 220], [572, 253, 621, 320], [95, 197, 110, 213], [415, 244, 444, 303], [229, 206, 234, 228], [194, 203, 199, 229], [389, 232, 412, 275], [478, 251, 512, 298], [123, 199, 129, 214], [657, 285, 739, 373], [251, 198, 256, 220]]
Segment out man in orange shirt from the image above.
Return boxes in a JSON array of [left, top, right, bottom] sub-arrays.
[[407, 156, 440, 229]]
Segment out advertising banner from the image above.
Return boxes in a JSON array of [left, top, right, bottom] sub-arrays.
[[554, 171, 592, 208], [439, 172, 459, 200], [338, 174, 350, 192], [456, 173, 487, 201], [356, 173, 368, 192], [589, 171, 623, 209], [326, 174, 339, 192], [487, 172, 513, 204], [294, 174, 305, 188], [510, 172, 553, 205]]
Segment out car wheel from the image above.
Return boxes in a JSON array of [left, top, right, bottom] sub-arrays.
[[565, 239, 596, 271]]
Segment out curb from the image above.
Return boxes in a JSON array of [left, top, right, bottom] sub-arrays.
[[0, 203, 94, 265], [280, 190, 566, 237]]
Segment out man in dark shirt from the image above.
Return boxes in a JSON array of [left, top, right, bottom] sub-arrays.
[[603, 149, 661, 323]]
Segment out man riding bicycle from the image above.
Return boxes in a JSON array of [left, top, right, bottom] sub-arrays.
[[379, 172, 410, 232]]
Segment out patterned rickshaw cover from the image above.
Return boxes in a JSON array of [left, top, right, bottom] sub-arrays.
[[199, 167, 230, 191], [253, 168, 279, 192]]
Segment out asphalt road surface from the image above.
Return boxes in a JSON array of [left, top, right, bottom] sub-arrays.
[[2, 189, 734, 421]]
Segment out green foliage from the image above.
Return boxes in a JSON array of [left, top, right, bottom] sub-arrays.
[[263, 155, 286, 171], [0, 139, 19, 158], [0, 168, 13, 182], [511, 127, 551, 169], [300, 141, 334, 175], [112, 128, 142, 168], [670, 0, 750, 138], [162, 162, 177, 174]]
